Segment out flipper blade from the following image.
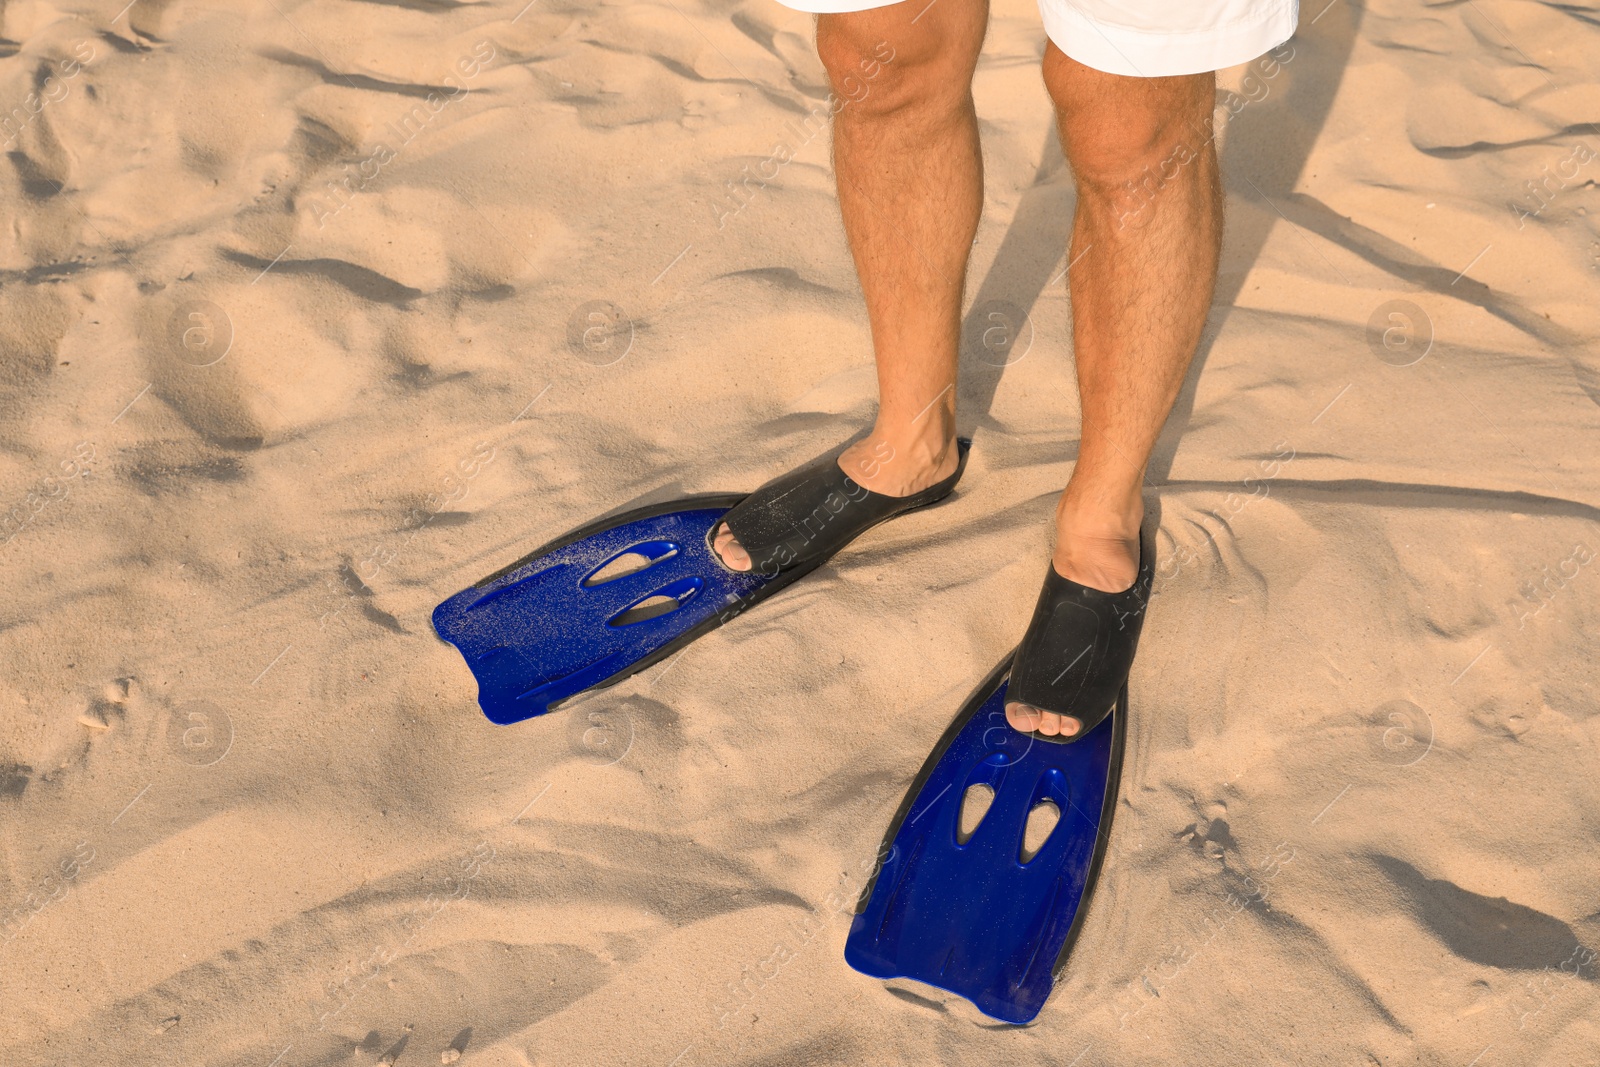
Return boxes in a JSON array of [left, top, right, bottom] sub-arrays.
[[432, 496, 786, 723], [845, 657, 1126, 1024]]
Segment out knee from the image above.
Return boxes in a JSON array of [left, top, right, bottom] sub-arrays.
[[815, 16, 974, 119], [1047, 59, 1213, 194], [815, 22, 897, 106]]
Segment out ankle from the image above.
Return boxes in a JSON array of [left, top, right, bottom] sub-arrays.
[[1051, 526, 1140, 593], [860, 423, 955, 478], [840, 426, 959, 498], [1056, 487, 1143, 542], [1050, 485, 1143, 592]]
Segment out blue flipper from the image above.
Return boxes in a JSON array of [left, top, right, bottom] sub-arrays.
[[433, 495, 807, 724], [844, 657, 1125, 1024], [434, 440, 969, 725]]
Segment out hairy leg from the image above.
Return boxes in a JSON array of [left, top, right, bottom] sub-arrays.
[[715, 0, 988, 570], [1007, 44, 1222, 734]]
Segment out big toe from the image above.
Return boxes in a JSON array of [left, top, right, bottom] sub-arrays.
[[1005, 701, 1081, 737], [713, 523, 752, 571], [1005, 701, 1041, 733]]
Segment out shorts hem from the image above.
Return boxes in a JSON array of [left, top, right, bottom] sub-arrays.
[[764, 0, 1299, 79], [1039, 1, 1299, 77], [772, 0, 908, 13]]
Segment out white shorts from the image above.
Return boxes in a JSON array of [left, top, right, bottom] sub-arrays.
[[773, 0, 1299, 78]]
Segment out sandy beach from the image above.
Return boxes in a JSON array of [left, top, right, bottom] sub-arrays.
[[2, 0, 1598, 1063]]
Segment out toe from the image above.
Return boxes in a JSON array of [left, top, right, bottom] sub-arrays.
[[713, 523, 752, 571], [1004, 704, 1085, 738], [1005, 701, 1041, 733]]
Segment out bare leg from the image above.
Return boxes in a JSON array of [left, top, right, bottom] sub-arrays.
[[1007, 45, 1222, 735], [715, 0, 988, 571]]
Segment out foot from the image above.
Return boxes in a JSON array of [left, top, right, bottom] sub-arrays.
[[1005, 498, 1143, 737], [712, 430, 960, 571]]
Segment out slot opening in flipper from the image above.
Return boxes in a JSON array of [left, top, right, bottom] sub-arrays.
[[607, 576, 703, 626], [583, 541, 681, 587], [957, 783, 995, 844]]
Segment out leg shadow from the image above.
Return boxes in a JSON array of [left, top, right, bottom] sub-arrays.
[[956, 122, 1074, 440], [954, 4, 1368, 483], [1151, 0, 1367, 480]]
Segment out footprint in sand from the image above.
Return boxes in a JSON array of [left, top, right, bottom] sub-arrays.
[[440, 1026, 472, 1063], [360, 1025, 471, 1064]]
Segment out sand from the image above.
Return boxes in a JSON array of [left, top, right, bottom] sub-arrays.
[[2, 0, 1599, 1064]]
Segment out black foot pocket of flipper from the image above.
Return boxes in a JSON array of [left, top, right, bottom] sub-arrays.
[[719, 437, 970, 576], [1006, 524, 1154, 740]]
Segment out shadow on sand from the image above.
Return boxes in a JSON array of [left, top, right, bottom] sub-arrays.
[[950, 3, 1559, 483]]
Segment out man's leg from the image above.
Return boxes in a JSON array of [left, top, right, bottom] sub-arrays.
[[715, 0, 989, 571], [1006, 45, 1222, 734]]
